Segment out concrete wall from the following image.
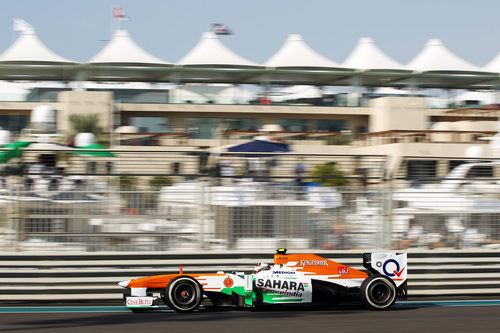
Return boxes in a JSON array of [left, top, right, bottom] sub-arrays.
[[369, 97, 429, 132], [57, 91, 113, 133]]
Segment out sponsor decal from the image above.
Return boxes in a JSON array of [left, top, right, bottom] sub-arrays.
[[300, 259, 328, 266], [382, 259, 406, 278], [256, 278, 305, 297], [272, 271, 295, 275], [337, 266, 349, 275], [126, 297, 154, 307], [223, 277, 234, 288]]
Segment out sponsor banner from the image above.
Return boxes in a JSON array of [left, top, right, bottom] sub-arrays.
[[125, 296, 155, 308]]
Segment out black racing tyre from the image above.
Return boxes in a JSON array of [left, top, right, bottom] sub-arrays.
[[360, 274, 397, 310], [164, 276, 203, 313]]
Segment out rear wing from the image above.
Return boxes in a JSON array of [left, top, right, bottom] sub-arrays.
[[363, 252, 407, 300]]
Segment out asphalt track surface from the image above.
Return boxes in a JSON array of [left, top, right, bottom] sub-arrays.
[[1, 302, 500, 333]]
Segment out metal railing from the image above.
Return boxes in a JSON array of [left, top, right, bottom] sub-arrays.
[[1, 182, 500, 252], [0, 150, 499, 252]]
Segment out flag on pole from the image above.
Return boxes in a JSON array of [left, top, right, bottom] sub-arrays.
[[211, 24, 232, 35], [112, 6, 130, 21], [13, 18, 33, 32]]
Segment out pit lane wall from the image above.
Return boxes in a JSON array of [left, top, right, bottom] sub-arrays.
[[0, 250, 499, 302]]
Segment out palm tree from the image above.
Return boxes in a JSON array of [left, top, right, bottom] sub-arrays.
[[68, 113, 102, 137]]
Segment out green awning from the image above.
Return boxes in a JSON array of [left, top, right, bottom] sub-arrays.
[[0, 141, 33, 163], [72, 144, 115, 157]]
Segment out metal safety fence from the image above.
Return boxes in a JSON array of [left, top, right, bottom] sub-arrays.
[[0, 182, 499, 252], [0, 149, 499, 252]]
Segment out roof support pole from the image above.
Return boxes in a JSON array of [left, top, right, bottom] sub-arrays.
[[348, 75, 362, 106], [172, 80, 180, 104], [495, 83, 500, 105], [406, 77, 419, 97], [72, 70, 87, 92]]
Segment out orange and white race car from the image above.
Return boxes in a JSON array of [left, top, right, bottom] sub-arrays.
[[118, 249, 407, 312]]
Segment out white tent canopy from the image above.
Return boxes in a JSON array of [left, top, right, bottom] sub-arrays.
[[169, 84, 256, 104], [89, 29, 169, 65], [265, 34, 341, 68], [483, 52, 500, 73], [269, 85, 323, 102], [373, 87, 412, 95], [0, 28, 72, 63], [342, 37, 405, 71], [177, 32, 258, 67], [0, 81, 29, 101], [407, 39, 480, 72]]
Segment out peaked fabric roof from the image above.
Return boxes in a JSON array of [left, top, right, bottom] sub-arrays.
[[264, 34, 341, 68], [342, 37, 405, 71], [177, 32, 258, 67], [0, 29, 71, 63], [407, 39, 480, 72], [483, 52, 500, 72], [89, 30, 169, 65]]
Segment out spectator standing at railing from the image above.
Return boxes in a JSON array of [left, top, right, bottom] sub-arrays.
[[25, 155, 45, 190], [396, 219, 423, 249], [295, 157, 307, 198], [295, 158, 306, 186], [219, 156, 235, 185]]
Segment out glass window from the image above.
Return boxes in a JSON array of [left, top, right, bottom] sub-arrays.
[[278, 119, 311, 131], [466, 165, 494, 179], [407, 160, 437, 181], [317, 119, 346, 132], [0, 115, 29, 132], [129, 117, 169, 133], [185, 118, 258, 139]]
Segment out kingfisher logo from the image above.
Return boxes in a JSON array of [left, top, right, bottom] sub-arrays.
[[300, 260, 328, 266], [382, 259, 406, 278]]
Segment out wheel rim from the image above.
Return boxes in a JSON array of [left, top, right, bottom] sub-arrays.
[[370, 281, 392, 305], [173, 282, 196, 306]]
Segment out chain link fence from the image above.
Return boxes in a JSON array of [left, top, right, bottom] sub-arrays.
[[0, 149, 499, 252]]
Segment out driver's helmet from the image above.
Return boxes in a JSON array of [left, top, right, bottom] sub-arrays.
[[253, 262, 271, 274]]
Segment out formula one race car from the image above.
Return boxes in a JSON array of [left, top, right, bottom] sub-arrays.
[[118, 249, 407, 312]]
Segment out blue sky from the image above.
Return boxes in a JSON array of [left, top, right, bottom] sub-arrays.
[[0, 0, 499, 66]]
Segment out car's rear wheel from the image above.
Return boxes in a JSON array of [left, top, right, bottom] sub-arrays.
[[164, 276, 203, 313], [360, 274, 396, 310]]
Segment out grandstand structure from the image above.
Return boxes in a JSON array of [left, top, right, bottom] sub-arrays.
[[0, 28, 499, 180]]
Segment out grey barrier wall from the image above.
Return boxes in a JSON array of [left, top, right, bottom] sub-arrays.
[[1, 149, 500, 252], [0, 251, 499, 302]]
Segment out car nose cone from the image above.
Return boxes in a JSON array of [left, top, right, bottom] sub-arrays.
[[118, 280, 130, 288]]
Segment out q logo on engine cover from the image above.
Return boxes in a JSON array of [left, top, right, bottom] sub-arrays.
[[382, 259, 406, 278]]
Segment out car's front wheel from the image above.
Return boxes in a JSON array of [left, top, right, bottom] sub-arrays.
[[164, 276, 203, 313], [360, 274, 396, 310]]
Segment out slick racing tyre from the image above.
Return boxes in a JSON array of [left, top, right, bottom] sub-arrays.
[[164, 276, 203, 313], [360, 274, 396, 310]]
